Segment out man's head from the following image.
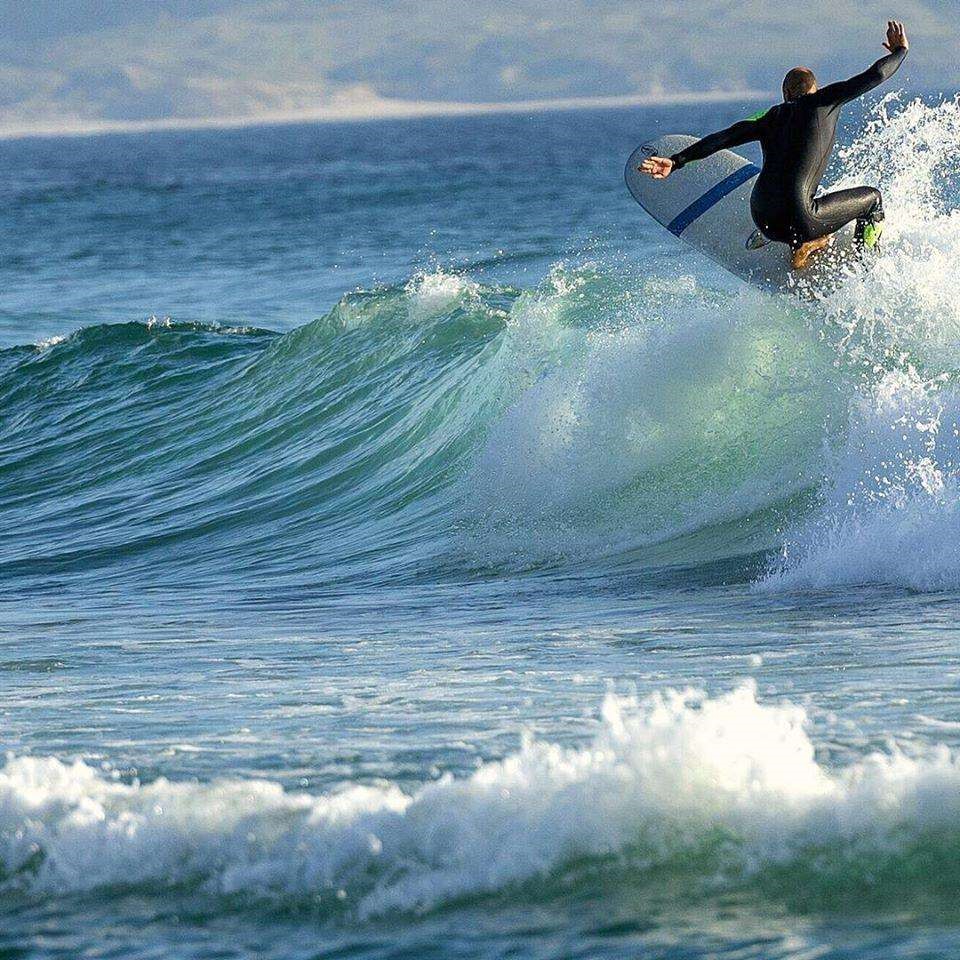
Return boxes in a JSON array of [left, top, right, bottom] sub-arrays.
[[782, 67, 817, 101]]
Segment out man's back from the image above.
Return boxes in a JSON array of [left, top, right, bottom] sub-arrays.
[[755, 51, 906, 217], [754, 96, 843, 214], [638, 22, 908, 263]]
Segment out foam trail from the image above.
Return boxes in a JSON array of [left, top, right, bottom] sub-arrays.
[[763, 367, 960, 591], [5, 683, 960, 917]]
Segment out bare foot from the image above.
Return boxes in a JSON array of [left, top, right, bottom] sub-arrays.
[[791, 235, 832, 270]]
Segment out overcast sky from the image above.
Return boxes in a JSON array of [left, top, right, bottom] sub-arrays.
[[0, 1, 235, 40], [0, 0, 953, 134]]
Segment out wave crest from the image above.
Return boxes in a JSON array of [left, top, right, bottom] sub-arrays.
[[6, 683, 960, 918]]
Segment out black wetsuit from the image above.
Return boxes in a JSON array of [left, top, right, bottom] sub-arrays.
[[669, 49, 907, 248]]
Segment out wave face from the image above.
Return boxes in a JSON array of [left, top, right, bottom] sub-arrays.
[[5, 683, 960, 919], [0, 268, 839, 589], [2, 98, 960, 594]]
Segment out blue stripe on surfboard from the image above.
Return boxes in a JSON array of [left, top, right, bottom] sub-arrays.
[[666, 164, 761, 236]]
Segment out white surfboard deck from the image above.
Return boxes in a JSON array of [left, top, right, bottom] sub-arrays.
[[625, 134, 863, 295]]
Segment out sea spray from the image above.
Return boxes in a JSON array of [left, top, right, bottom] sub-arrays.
[[764, 97, 960, 590]]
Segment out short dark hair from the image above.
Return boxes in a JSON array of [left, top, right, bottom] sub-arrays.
[[782, 67, 817, 101]]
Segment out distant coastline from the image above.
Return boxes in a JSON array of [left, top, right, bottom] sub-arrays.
[[0, 88, 772, 141]]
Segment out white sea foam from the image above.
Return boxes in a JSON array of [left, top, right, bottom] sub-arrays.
[[405, 269, 481, 322], [762, 365, 960, 591], [763, 97, 960, 591], [4, 683, 960, 916]]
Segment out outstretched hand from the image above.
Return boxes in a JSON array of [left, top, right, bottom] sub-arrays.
[[884, 20, 908, 52], [639, 156, 674, 179]]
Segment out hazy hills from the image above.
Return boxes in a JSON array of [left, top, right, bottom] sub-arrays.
[[0, 0, 953, 134]]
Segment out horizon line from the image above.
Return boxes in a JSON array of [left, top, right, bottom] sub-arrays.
[[0, 88, 773, 141]]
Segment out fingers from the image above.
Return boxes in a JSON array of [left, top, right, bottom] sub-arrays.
[[890, 20, 907, 50], [638, 156, 670, 178], [884, 20, 906, 51]]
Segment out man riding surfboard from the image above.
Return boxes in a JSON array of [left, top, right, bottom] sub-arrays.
[[639, 20, 908, 270]]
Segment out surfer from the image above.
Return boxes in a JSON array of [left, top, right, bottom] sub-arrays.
[[639, 20, 908, 269]]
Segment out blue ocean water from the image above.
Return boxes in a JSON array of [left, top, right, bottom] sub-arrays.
[[3, 94, 960, 959]]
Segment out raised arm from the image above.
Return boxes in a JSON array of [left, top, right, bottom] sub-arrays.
[[816, 21, 908, 108], [639, 116, 766, 179]]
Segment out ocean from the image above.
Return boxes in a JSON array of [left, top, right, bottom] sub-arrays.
[[3, 93, 960, 959]]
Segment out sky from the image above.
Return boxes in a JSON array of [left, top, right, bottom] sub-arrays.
[[0, 0, 954, 134]]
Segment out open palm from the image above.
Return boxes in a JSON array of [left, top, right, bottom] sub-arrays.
[[639, 156, 675, 179], [884, 20, 908, 52]]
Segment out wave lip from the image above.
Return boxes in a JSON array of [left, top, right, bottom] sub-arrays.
[[5, 683, 960, 919]]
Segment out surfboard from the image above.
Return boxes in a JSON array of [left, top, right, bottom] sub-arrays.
[[625, 134, 863, 294]]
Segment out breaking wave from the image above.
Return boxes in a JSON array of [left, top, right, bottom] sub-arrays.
[[1, 98, 959, 593], [5, 683, 960, 919]]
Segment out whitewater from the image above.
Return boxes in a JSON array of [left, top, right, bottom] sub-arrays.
[[2, 95, 960, 959]]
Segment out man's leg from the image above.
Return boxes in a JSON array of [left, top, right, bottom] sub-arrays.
[[791, 187, 883, 269], [811, 187, 884, 248]]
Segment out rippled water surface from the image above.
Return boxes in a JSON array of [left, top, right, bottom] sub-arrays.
[[3, 96, 960, 959]]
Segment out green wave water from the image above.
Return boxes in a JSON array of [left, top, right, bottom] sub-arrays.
[[0, 265, 846, 590]]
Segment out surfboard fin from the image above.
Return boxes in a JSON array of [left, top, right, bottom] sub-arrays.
[[745, 230, 772, 251]]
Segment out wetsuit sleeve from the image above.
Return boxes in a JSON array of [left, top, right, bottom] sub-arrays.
[[669, 118, 765, 171], [815, 48, 907, 108]]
